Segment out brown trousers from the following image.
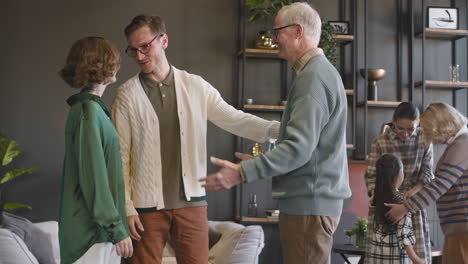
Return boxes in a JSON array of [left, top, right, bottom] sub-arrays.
[[279, 213, 340, 264], [130, 206, 208, 264], [442, 233, 468, 264]]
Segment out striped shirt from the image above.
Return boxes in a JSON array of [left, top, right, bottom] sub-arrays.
[[405, 130, 468, 235]]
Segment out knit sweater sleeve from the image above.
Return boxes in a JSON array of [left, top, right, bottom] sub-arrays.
[[204, 78, 280, 142], [111, 88, 138, 216], [241, 72, 329, 181], [405, 144, 467, 212]]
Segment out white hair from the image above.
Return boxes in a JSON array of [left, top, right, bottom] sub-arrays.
[[278, 2, 321, 45]]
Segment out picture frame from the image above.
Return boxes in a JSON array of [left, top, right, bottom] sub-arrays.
[[328, 21, 350, 35], [427, 7, 458, 29]]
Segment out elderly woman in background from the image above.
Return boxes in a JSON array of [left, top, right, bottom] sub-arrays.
[[58, 37, 132, 264], [386, 102, 468, 264]]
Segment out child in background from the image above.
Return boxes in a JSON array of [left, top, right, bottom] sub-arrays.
[[365, 154, 425, 264]]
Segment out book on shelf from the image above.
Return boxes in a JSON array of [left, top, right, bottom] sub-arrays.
[[266, 209, 280, 217]]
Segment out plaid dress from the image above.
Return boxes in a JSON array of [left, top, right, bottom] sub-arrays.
[[364, 125, 433, 264], [365, 192, 416, 264]]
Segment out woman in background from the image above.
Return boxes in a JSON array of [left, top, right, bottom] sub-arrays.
[[387, 102, 468, 264], [58, 36, 132, 264]]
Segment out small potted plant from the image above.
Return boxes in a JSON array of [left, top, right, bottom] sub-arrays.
[[344, 218, 368, 248]]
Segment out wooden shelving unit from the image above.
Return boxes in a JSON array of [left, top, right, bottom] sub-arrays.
[[242, 104, 285, 112], [417, 28, 468, 40], [235, 216, 279, 224], [237, 34, 354, 58], [357, 101, 401, 107], [335, 34, 354, 45], [415, 80, 468, 89]]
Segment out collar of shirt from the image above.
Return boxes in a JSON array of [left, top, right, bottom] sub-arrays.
[[66, 92, 110, 117], [447, 125, 468, 144], [140, 65, 174, 88], [292, 48, 324, 74]]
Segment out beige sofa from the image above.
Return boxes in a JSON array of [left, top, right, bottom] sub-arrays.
[[1, 219, 264, 264]]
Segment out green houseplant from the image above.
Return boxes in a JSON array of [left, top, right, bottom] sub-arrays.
[[319, 21, 337, 64], [344, 218, 368, 248], [0, 134, 34, 224]]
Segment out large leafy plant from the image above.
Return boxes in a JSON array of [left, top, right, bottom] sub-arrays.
[[245, 0, 291, 25], [319, 21, 337, 64], [0, 134, 33, 212]]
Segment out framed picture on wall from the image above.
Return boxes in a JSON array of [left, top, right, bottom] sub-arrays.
[[328, 21, 350, 35], [427, 7, 458, 29]]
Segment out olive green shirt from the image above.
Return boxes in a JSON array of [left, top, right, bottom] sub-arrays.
[[59, 92, 129, 264], [139, 68, 207, 209]]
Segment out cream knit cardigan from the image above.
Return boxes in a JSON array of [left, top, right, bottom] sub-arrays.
[[112, 66, 279, 216]]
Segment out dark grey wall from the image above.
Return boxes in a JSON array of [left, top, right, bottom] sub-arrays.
[[1, 0, 465, 263], [0, 0, 238, 222]]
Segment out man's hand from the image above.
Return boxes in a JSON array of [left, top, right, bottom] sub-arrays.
[[384, 203, 409, 224], [115, 237, 133, 258], [199, 156, 243, 191], [127, 215, 144, 241]]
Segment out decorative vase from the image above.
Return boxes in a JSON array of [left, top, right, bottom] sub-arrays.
[[255, 30, 277, 49], [355, 231, 367, 248], [359, 69, 386, 101]]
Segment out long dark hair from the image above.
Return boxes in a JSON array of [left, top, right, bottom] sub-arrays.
[[373, 154, 403, 234]]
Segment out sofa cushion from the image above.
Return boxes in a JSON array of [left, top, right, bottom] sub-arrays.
[[208, 221, 264, 264], [2, 212, 55, 264], [0, 228, 39, 264], [34, 221, 60, 264]]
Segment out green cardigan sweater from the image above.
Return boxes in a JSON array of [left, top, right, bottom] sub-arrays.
[[241, 54, 352, 216], [59, 93, 129, 264]]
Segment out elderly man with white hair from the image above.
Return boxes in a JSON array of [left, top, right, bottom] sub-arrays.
[[201, 2, 351, 263]]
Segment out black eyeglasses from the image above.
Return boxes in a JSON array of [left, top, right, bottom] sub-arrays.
[[272, 24, 296, 38], [125, 33, 164, 57]]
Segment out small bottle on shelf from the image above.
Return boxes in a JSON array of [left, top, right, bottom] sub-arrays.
[[247, 193, 258, 217]]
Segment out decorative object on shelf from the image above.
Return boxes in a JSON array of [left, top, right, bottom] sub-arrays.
[[319, 21, 337, 64], [246, 0, 291, 49], [450, 64, 461, 82], [0, 134, 34, 224], [427, 7, 458, 29], [279, 100, 287, 106], [344, 218, 368, 248], [360, 68, 386, 100], [247, 193, 258, 217], [251, 143, 263, 157], [255, 30, 277, 49], [245, 98, 254, 105], [328, 21, 350, 34]]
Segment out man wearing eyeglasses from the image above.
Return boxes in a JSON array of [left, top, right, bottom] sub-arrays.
[[111, 15, 279, 264], [201, 3, 351, 264]]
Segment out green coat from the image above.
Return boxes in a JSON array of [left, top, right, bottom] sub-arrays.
[[59, 92, 129, 264]]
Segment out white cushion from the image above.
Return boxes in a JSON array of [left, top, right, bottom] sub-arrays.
[[0, 228, 39, 264], [34, 221, 60, 264]]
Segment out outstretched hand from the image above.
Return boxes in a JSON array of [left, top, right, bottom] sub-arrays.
[[199, 156, 243, 191], [235, 152, 253, 161], [384, 203, 409, 224]]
